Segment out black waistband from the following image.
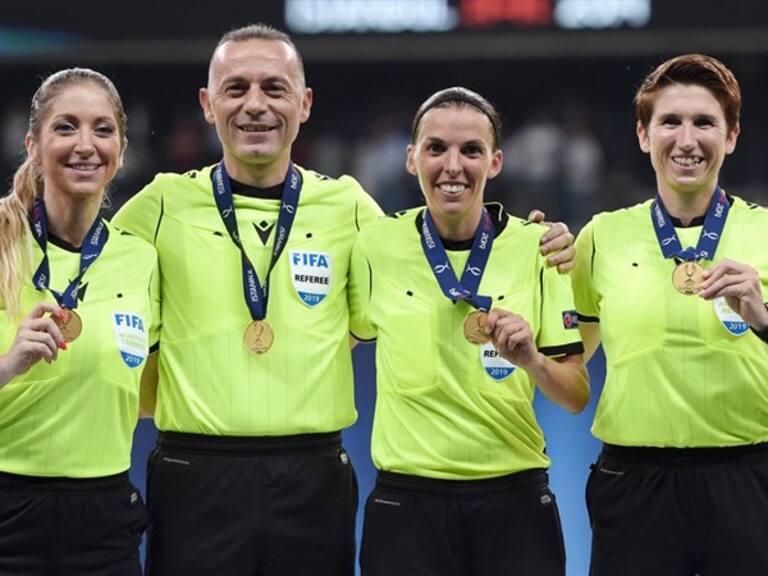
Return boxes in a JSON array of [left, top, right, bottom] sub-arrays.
[[0, 471, 129, 493], [602, 442, 768, 466], [157, 430, 342, 455], [376, 468, 548, 498]]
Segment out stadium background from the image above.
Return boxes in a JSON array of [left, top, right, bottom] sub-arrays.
[[2, 1, 768, 573]]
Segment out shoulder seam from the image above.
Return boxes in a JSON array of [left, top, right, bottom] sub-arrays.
[[153, 193, 165, 244]]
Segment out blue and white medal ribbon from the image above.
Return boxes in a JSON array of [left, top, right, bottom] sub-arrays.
[[212, 162, 301, 353], [650, 186, 729, 294], [29, 200, 108, 341], [419, 207, 495, 343]]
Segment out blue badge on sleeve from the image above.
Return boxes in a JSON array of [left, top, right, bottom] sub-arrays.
[[112, 312, 149, 367]]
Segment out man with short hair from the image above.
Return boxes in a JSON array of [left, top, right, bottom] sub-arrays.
[[114, 23, 575, 576]]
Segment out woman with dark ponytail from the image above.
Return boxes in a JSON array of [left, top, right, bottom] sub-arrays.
[[0, 68, 159, 576]]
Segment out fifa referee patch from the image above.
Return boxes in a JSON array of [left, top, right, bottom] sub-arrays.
[[289, 250, 332, 307], [480, 343, 516, 381], [562, 310, 579, 330], [112, 312, 149, 367]]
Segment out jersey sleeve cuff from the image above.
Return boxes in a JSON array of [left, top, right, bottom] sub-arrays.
[[539, 341, 584, 357], [350, 331, 376, 343], [576, 313, 599, 323]]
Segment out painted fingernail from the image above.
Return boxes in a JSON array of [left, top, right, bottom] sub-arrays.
[[59, 341, 68, 351], [57, 309, 68, 320]]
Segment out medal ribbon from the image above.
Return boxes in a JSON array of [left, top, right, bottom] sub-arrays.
[[419, 207, 495, 311], [212, 162, 301, 322], [651, 187, 730, 262], [29, 200, 108, 309]]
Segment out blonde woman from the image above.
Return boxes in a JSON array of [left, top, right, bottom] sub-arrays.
[[0, 68, 159, 576]]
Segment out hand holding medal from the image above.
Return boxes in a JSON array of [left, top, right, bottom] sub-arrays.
[[483, 309, 540, 369], [0, 302, 68, 387], [698, 258, 768, 330]]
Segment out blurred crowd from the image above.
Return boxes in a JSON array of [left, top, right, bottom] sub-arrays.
[[2, 56, 767, 232]]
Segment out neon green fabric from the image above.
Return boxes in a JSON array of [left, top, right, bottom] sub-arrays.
[[572, 197, 768, 447]]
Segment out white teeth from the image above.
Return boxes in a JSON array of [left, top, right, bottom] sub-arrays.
[[240, 125, 271, 133], [439, 184, 467, 194], [68, 164, 98, 171], [672, 157, 702, 167]]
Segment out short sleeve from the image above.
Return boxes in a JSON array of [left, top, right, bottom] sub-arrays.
[[348, 234, 376, 341], [537, 262, 583, 357], [148, 254, 161, 348], [571, 219, 600, 322], [112, 177, 164, 245], [353, 183, 384, 231]]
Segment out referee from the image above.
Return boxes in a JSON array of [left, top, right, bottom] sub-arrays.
[[0, 69, 158, 575], [572, 54, 768, 575], [350, 87, 589, 576], [113, 24, 577, 576]]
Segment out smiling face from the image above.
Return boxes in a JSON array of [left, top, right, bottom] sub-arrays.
[[199, 38, 313, 185], [637, 82, 739, 200], [407, 105, 502, 240], [26, 82, 123, 204]]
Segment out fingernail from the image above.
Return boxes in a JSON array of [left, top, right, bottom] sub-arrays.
[[57, 309, 68, 320], [59, 341, 68, 351]]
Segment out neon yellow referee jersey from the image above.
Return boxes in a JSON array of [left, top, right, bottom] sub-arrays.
[[112, 165, 383, 436], [349, 204, 583, 479], [572, 196, 768, 447], [0, 222, 159, 477]]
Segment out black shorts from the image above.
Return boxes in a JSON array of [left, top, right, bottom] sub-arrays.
[[0, 471, 146, 576], [360, 468, 565, 576], [588, 442, 768, 576], [145, 431, 358, 576]]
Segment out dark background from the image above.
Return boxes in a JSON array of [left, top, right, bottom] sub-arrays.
[[2, 1, 767, 573]]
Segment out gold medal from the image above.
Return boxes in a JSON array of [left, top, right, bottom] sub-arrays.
[[53, 309, 82, 342], [672, 261, 705, 295], [463, 310, 490, 345], [244, 320, 274, 354]]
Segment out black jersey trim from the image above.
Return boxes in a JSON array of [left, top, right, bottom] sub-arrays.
[[206, 167, 285, 199], [149, 342, 160, 354], [577, 313, 599, 323], [751, 304, 768, 344], [750, 326, 768, 344], [153, 194, 165, 244], [230, 179, 283, 199], [350, 331, 376, 343], [47, 233, 82, 253], [668, 194, 735, 228], [669, 214, 706, 227], [539, 341, 584, 357], [355, 200, 361, 231]]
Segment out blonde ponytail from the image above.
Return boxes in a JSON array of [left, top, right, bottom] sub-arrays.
[[0, 158, 41, 319]]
